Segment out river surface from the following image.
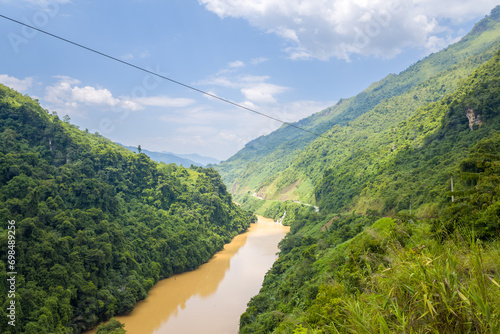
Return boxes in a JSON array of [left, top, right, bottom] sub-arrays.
[[89, 215, 289, 334]]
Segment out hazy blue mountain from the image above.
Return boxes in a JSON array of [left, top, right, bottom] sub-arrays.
[[119, 144, 202, 167], [162, 152, 221, 166]]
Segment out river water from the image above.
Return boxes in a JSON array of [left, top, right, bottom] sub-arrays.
[[89, 215, 289, 334]]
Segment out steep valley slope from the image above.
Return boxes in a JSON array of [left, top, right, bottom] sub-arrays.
[[216, 6, 500, 215], [239, 21, 500, 334]]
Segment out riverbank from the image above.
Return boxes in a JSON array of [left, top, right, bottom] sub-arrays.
[[87, 215, 289, 334]]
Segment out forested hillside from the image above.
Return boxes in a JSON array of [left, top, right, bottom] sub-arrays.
[[0, 84, 254, 333], [239, 44, 500, 334], [217, 6, 500, 208], [315, 41, 500, 216]]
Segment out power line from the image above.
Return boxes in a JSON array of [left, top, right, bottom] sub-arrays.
[[0, 14, 330, 140]]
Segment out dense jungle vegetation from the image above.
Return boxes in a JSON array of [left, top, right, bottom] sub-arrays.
[[0, 84, 254, 333], [239, 40, 500, 333]]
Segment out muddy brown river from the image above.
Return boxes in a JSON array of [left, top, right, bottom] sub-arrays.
[[88, 215, 289, 334]]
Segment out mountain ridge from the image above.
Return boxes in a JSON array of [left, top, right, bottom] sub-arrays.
[[216, 6, 500, 212]]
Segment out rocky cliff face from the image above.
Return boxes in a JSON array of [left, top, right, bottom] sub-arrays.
[[466, 108, 482, 130]]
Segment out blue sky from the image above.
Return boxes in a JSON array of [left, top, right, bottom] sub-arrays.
[[0, 0, 497, 160]]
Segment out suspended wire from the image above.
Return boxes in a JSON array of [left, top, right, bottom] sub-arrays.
[[0, 14, 330, 140]]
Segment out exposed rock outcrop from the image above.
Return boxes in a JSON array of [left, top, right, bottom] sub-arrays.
[[466, 108, 482, 130]]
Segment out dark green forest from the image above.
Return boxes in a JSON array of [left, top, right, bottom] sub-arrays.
[[238, 39, 500, 333], [0, 84, 254, 333]]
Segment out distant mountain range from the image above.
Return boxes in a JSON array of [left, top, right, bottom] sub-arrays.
[[161, 151, 221, 166], [119, 144, 220, 167]]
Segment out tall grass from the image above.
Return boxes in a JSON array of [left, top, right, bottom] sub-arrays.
[[303, 222, 500, 334]]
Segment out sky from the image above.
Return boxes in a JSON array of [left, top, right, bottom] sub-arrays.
[[0, 0, 497, 160]]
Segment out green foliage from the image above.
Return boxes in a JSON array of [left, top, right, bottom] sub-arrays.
[[0, 85, 254, 333], [240, 184, 500, 333], [95, 318, 126, 334], [316, 46, 500, 217], [436, 139, 500, 240], [239, 118, 500, 332]]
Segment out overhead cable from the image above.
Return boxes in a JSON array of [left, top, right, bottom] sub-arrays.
[[0, 14, 330, 140]]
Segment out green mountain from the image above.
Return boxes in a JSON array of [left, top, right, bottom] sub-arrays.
[[239, 31, 500, 334], [216, 6, 500, 213], [0, 84, 254, 333], [119, 144, 203, 167]]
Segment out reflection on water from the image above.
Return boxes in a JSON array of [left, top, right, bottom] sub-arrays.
[[88, 215, 289, 334]]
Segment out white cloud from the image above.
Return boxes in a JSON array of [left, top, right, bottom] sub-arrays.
[[140, 127, 251, 160], [199, 0, 498, 60], [122, 53, 134, 60], [176, 125, 220, 136], [44, 77, 197, 117], [135, 95, 196, 108], [72, 86, 119, 106], [240, 100, 257, 109], [228, 60, 246, 68], [251, 57, 268, 65], [199, 70, 288, 105], [0, 74, 34, 92], [241, 82, 287, 104], [44, 76, 77, 105], [201, 76, 239, 88], [43, 76, 142, 116], [119, 100, 143, 112]]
